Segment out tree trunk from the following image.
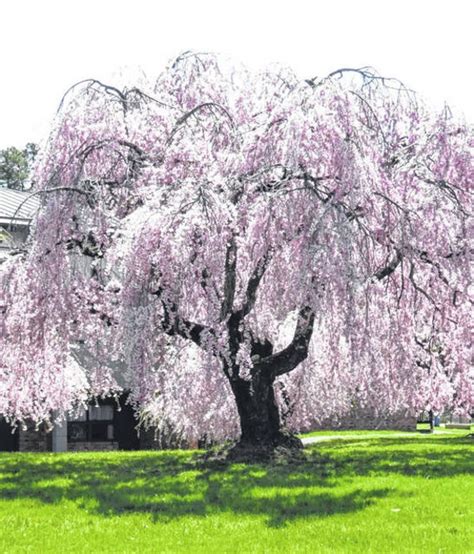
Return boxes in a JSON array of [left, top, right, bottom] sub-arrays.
[[228, 371, 303, 460], [217, 306, 315, 462]]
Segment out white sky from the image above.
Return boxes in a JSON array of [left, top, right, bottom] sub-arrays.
[[1, 0, 472, 149]]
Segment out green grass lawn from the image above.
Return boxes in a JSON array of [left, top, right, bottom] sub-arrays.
[[0, 430, 472, 553]]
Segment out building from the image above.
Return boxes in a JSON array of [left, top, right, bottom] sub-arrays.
[[0, 392, 179, 453], [0, 187, 39, 261]]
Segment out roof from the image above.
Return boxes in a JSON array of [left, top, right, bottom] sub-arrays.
[[0, 187, 40, 227]]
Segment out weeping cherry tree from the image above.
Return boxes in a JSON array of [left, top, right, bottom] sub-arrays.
[[1, 52, 472, 458]]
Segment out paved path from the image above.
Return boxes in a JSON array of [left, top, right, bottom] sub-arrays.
[[301, 430, 456, 446]]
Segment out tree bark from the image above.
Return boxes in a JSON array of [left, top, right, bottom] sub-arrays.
[[227, 371, 303, 460], [231, 375, 279, 445]]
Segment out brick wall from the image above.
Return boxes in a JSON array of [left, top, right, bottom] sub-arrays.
[[17, 412, 416, 453], [308, 411, 417, 432], [68, 441, 119, 452], [139, 427, 198, 450], [18, 423, 50, 452]]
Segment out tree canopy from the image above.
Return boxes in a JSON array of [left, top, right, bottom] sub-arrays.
[[0, 54, 472, 451], [0, 143, 38, 190]]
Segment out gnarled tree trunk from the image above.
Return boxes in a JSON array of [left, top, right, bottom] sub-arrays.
[[231, 375, 280, 445], [223, 329, 313, 460], [228, 373, 303, 460]]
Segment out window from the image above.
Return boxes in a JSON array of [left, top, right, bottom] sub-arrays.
[[67, 403, 115, 442]]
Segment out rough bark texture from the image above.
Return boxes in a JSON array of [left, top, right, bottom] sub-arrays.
[[227, 368, 304, 462], [232, 376, 281, 445]]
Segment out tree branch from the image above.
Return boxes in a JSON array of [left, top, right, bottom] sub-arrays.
[[152, 288, 215, 348], [239, 247, 274, 319], [373, 249, 402, 280], [166, 102, 235, 147], [220, 235, 238, 319], [7, 187, 89, 231], [224, 248, 274, 361], [257, 305, 316, 378]]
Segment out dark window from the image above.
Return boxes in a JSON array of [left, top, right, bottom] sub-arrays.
[[67, 403, 115, 442]]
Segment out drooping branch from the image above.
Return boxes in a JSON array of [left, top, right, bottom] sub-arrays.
[[58, 79, 128, 113], [298, 172, 367, 224], [408, 262, 438, 307], [418, 251, 450, 287], [58, 79, 179, 117], [318, 66, 413, 94], [166, 102, 236, 147], [8, 187, 89, 231], [415, 173, 471, 214]]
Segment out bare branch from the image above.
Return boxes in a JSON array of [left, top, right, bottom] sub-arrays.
[[225, 247, 274, 360], [419, 251, 450, 287], [323, 67, 413, 93], [408, 261, 438, 307], [415, 173, 471, 215]]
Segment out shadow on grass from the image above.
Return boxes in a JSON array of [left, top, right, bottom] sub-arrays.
[[0, 434, 471, 526]]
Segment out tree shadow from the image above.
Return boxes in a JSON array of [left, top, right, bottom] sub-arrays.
[[0, 451, 390, 527], [0, 434, 470, 527]]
